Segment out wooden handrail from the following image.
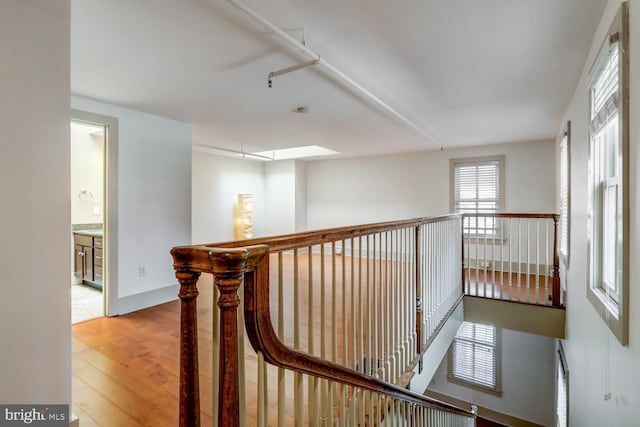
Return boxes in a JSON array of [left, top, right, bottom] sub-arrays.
[[242, 245, 475, 418], [462, 212, 557, 219], [195, 213, 462, 252]]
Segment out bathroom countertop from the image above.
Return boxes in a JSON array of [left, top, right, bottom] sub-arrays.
[[73, 229, 103, 237]]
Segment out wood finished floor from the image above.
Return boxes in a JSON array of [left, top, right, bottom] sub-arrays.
[[72, 252, 420, 426], [464, 270, 554, 305], [71, 253, 523, 426], [72, 296, 192, 426]]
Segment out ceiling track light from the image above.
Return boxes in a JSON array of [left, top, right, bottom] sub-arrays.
[[225, 0, 439, 145], [193, 144, 274, 161], [268, 58, 320, 88]]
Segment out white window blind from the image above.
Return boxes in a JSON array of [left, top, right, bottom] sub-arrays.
[[585, 2, 629, 346], [590, 40, 622, 302], [449, 322, 498, 390], [454, 161, 501, 215], [559, 132, 569, 261], [453, 158, 503, 236], [591, 43, 619, 122]]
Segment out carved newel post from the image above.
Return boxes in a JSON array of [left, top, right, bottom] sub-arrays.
[[210, 249, 250, 427], [175, 268, 202, 427]]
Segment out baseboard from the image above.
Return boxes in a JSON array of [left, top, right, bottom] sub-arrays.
[[424, 390, 546, 427], [69, 412, 79, 427], [113, 284, 180, 315]]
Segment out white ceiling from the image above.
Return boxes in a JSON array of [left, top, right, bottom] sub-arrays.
[[71, 0, 607, 158]]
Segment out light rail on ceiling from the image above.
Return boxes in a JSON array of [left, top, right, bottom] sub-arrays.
[[225, 0, 439, 145]]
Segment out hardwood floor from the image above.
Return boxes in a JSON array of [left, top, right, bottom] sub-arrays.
[[465, 270, 553, 305], [71, 252, 458, 426], [72, 280, 211, 426]]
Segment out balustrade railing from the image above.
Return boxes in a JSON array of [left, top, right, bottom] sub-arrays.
[[171, 214, 476, 426], [462, 213, 562, 307]]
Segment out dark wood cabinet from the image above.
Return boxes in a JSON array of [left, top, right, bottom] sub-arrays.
[[73, 233, 103, 289], [94, 246, 103, 284]]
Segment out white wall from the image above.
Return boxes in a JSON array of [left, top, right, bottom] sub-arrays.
[[294, 160, 307, 231], [265, 160, 297, 235], [0, 0, 71, 405], [71, 96, 192, 313], [306, 140, 556, 229], [192, 151, 265, 243], [70, 122, 104, 225], [558, 1, 640, 425], [428, 329, 556, 426]]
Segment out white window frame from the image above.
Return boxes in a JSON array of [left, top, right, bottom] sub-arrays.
[[586, 2, 629, 346], [447, 322, 502, 395], [450, 156, 505, 238], [558, 122, 571, 267]]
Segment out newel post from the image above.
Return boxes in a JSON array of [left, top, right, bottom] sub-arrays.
[[552, 215, 561, 307], [210, 250, 250, 427], [175, 268, 202, 427]]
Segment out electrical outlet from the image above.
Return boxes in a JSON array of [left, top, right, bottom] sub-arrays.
[[139, 266, 146, 277]]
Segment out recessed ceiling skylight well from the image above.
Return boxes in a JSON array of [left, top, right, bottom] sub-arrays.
[[252, 145, 339, 160]]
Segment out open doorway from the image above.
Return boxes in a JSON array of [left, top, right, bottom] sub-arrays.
[[70, 120, 105, 323], [70, 109, 117, 324]]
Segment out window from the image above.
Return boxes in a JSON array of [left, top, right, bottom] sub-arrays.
[[558, 122, 571, 266], [451, 156, 505, 236], [448, 322, 501, 394], [587, 3, 629, 345]]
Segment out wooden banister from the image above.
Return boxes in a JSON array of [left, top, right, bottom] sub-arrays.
[[466, 213, 557, 219], [242, 245, 475, 417], [552, 214, 561, 306], [171, 246, 269, 427], [172, 215, 478, 426], [201, 213, 462, 252], [461, 212, 563, 307], [172, 212, 564, 425]]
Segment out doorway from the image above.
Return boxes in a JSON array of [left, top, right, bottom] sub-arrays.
[[70, 120, 105, 323], [70, 110, 117, 324]]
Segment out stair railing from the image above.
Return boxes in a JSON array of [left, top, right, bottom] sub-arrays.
[[172, 214, 477, 426], [461, 213, 562, 307]]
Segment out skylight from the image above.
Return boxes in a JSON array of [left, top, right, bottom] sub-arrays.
[[252, 145, 339, 160]]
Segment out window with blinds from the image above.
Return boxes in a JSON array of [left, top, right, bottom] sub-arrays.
[[559, 125, 571, 265], [589, 37, 623, 303], [451, 156, 504, 236], [586, 2, 629, 346], [448, 322, 501, 393]]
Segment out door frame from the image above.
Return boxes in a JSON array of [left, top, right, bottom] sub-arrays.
[[71, 109, 118, 316]]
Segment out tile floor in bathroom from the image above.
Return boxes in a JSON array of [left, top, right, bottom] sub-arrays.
[[72, 284, 103, 324]]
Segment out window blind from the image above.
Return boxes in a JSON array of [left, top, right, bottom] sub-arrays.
[[559, 134, 569, 259], [450, 322, 497, 389], [591, 42, 619, 122], [590, 39, 622, 302], [454, 161, 500, 214]]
